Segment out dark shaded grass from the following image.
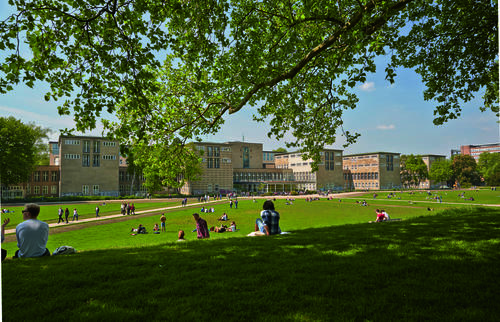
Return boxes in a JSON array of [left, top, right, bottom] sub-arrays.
[[2, 207, 499, 321]]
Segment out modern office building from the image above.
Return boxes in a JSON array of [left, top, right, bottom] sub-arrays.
[[343, 152, 401, 190], [460, 143, 500, 161]]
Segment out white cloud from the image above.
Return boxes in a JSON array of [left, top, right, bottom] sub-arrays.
[[359, 82, 375, 92], [376, 124, 395, 130]]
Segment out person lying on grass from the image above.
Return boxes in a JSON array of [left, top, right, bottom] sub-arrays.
[[254, 200, 281, 236], [218, 213, 228, 221]]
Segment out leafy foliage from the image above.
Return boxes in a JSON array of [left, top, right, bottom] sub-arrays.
[[477, 152, 500, 186], [451, 155, 481, 186], [400, 154, 428, 188], [0, 116, 50, 186], [429, 159, 453, 185], [0, 0, 497, 180]]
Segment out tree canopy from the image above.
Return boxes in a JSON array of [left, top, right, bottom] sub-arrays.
[[429, 159, 453, 186], [400, 154, 428, 188], [0, 0, 497, 183], [0, 116, 50, 186], [451, 155, 481, 187], [477, 152, 500, 186]]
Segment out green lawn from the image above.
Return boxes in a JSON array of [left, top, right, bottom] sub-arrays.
[[358, 188, 500, 205], [1, 199, 186, 226], [2, 198, 450, 254], [2, 205, 499, 321]]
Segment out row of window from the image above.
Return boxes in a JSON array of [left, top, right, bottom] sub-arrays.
[[26, 185, 58, 195], [344, 172, 379, 180], [233, 172, 293, 182], [82, 185, 100, 195], [33, 171, 59, 182], [64, 139, 116, 147]]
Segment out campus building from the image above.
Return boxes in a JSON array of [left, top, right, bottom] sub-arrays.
[[343, 152, 401, 190], [418, 155, 447, 189], [460, 143, 500, 161], [274, 149, 344, 192]]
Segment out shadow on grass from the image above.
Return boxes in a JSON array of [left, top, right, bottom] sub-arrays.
[[2, 207, 499, 321]]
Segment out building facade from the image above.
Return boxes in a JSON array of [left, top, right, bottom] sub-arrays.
[[460, 143, 500, 161], [343, 152, 401, 190]]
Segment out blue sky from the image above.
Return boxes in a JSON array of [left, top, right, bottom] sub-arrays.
[[1, 3, 498, 158]]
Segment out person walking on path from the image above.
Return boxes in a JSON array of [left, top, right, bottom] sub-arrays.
[[65, 208, 69, 223], [72, 208, 79, 221], [95, 206, 100, 218], [57, 207, 65, 224], [160, 213, 167, 232]]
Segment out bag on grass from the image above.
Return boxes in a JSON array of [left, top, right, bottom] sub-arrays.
[[53, 246, 76, 256]]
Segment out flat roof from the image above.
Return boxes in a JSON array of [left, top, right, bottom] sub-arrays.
[[343, 152, 400, 157]]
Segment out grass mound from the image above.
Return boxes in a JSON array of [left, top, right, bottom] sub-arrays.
[[2, 207, 499, 321]]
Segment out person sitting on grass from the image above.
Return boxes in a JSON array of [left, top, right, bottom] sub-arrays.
[[229, 221, 238, 232], [137, 224, 147, 234], [381, 209, 390, 220], [193, 213, 210, 239], [2, 218, 10, 261], [375, 209, 386, 222], [214, 224, 227, 233], [254, 200, 281, 236], [153, 223, 160, 234], [218, 213, 228, 221], [14, 203, 50, 258], [177, 230, 185, 241]]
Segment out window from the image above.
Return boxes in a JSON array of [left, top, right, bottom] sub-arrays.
[[51, 185, 57, 194], [83, 140, 91, 153], [51, 143, 59, 154], [93, 140, 100, 153], [64, 154, 80, 159], [93, 185, 99, 195], [51, 171, 58, 182], [324, 152, 334, 170], [214, 146, 220, 157], [102, 155, 116, 160], [207, 146, 213, 157], [34, 186, 40, 194], [34, 172, 40, 182], [64, 139, 80, 145], [386, 155, 394, 171], [42, 171, 49, 182], [120, 171, 126, 181], [82, 154, 90, 167], [82, 185, 90, 195], [103, 141, 116, 147], [243, 147, 250, 168], [214, 158, 220, 168], [93, 154, 100, 167]]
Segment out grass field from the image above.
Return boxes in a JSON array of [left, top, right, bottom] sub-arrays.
[[2, 204, 499, 321], [1, 199, 187, 226], [1, 198, 468, 254]]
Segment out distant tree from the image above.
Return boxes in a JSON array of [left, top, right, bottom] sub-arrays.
[[400, 154, 428, 188], [477, 152, 500, 186], [0, 117, 50, 186], [451, 155, 481, 187], [272, 148, 288, 153], [429, 159, 453, 186]]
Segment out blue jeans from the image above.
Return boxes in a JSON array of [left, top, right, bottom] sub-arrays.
[[256, 218, 266, 233]]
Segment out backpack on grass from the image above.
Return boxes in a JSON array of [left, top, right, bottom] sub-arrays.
[[52, 246, 76, 256]]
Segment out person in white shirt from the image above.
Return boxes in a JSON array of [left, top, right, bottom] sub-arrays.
[[15, 203, 50, 258]]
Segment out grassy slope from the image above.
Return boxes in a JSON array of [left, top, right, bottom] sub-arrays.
[[2, 199, 445, 253], [2, 206, 499, 321]]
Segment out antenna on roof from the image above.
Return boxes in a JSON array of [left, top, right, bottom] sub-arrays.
[[242, 133, 245, 142]]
